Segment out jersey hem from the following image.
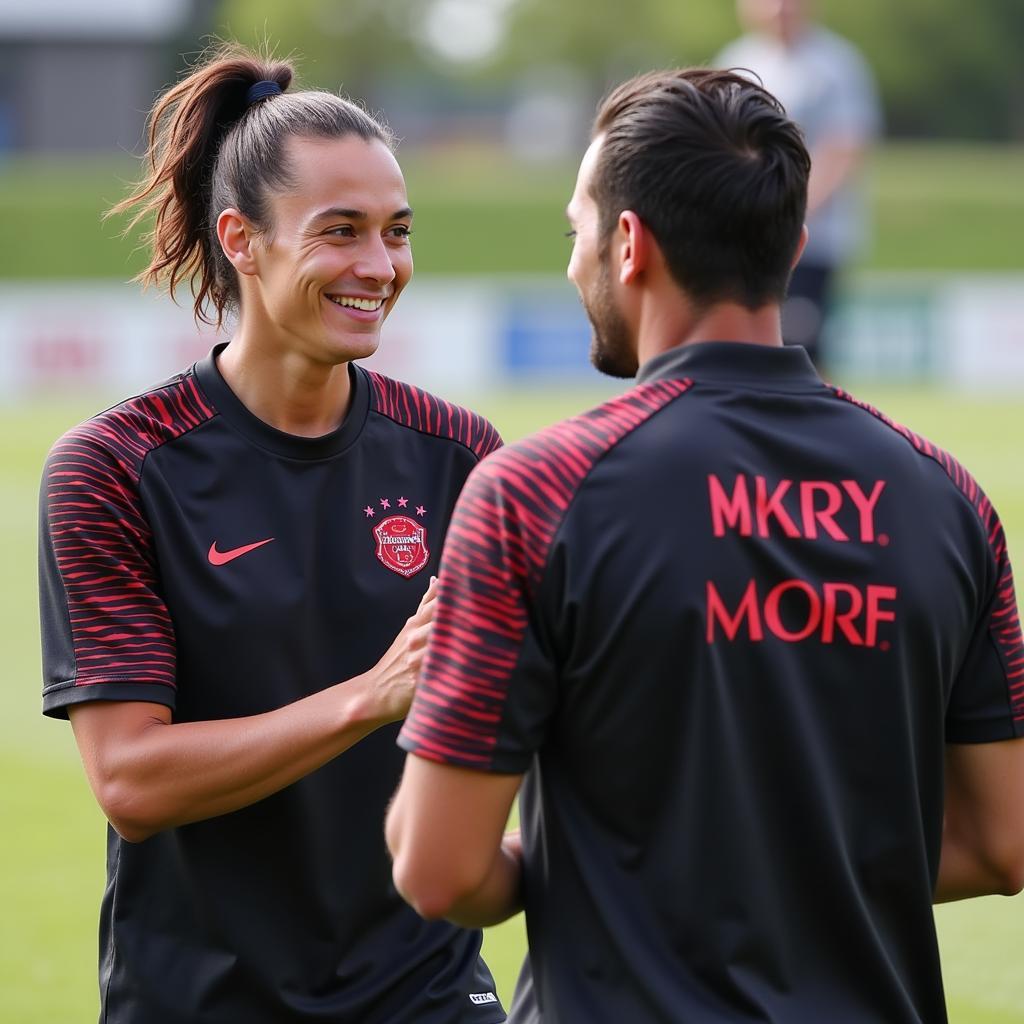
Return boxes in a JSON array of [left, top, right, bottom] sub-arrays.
[[945, 718, 1024, 743], [398, 736, 531, 776], [370, 412, 493, 462], [42, 681, 177, 720], [471, 1009, 507, 1023]]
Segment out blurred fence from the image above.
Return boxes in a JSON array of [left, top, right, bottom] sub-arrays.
[[2, 273, 1023, 402]]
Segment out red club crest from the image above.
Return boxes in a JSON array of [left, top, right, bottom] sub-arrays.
[[373, 515, 429, 577]]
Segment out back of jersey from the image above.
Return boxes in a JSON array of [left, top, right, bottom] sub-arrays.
[[403, 342, 1022, 1024], [533, 346, 1019, 1022]]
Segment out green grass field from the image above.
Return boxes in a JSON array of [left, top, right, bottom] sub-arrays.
[[0, 142, 1021, 280], [2, 383, 1022, 1023]]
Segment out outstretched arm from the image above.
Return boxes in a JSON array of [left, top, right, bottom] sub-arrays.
[[70, 579, 437, 843], [387, 754, 524, 928]]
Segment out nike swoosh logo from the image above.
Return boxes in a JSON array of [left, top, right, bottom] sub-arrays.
[[208, 538, 275, 566]]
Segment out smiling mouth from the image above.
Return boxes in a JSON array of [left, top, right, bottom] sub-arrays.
[[325, 294, 386, 311]]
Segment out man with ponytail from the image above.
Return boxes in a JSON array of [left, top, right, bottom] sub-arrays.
[[38, 44, 505, 1023]]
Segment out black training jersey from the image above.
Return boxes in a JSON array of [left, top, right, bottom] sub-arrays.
[[400, 342, 1023, 1024], [39, 344, 506, 1024]]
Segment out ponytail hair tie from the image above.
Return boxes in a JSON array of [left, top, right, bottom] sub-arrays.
[[245, 80, 283, 106]]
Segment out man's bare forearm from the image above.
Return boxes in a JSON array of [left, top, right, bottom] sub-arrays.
[[935, 821, 1024, 903], [71, 673, 397, 841], [72, 580, 438, 841], [435, 834, 525, 928]]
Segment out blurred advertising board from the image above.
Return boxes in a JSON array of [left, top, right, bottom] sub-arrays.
[[0, 274, 1021, 401]]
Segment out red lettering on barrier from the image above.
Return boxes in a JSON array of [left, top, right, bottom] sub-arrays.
[[28, 333, 103, 375]]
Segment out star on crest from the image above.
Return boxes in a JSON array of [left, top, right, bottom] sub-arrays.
[[364, 495, 426, 519]]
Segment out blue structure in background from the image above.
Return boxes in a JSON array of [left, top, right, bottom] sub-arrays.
[[501, 290, 592, 376]]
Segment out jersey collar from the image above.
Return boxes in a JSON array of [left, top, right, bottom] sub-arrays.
[[193, 343, 371, 460], [636, 341, 824, 390]]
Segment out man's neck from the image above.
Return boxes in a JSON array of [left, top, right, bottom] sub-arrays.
[[216, 332, 354, 438], [637, 300, 784, 369]]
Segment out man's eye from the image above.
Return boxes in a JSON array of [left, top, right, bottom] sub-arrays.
[[564, 230, 577, 240], [388, 226, 413, 240], [328, 226, 356, 237]]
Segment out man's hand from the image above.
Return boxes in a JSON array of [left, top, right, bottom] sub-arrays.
[[501, 828, 523, 863], [365, 575, 439, 724], [69, 576, 441, 842]]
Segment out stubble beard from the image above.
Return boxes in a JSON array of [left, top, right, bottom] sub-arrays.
[[584, 252, 638, 379]]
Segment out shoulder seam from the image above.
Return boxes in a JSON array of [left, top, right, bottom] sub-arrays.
[[403, 377, 693, 770], [364, 369, 500, 461], [831, 386, 1023, 727], [829, 386, 982, 509], [63, 371, 218, 485], [514, 378, 696, 597]]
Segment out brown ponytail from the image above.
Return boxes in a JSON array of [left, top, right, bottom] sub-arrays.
[[109, 42, 393, 326]]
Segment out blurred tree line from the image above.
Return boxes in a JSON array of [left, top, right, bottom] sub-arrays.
[[214, 0, 1023, 140]]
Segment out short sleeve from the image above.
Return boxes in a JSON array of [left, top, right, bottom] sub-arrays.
[[398, 380, 692, 771], [39, 427, 177, 718], [398, 452, 560, 774], [945, 507, 1023, 742]]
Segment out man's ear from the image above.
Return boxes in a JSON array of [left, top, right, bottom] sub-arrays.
[[616, 211, 649, 285], [217, 208, 259, 276], [791, 224, 809, 269]]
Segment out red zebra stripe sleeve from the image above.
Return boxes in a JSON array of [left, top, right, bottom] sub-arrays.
[[401, 378, 692, 769], [40, 374, 215, 711], [832, 387, 1023, 729], [366, 370, 502, 459]]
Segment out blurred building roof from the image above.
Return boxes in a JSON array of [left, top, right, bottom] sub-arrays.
[[0, 0, 190, 39], [0, 0, 213, 154]]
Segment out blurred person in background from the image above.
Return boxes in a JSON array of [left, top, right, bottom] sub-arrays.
[[37, 43, 505, 1024], [715, 0, 882, 369], [386, 68, 1024, 1023]]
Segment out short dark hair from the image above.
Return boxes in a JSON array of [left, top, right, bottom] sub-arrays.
[[591, 68, 810, 309], [110, 42, 393, 326]]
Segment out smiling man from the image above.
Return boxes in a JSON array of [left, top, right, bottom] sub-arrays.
[[386, 69, 1024, 1024], [39, 44, 504, 1024]]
